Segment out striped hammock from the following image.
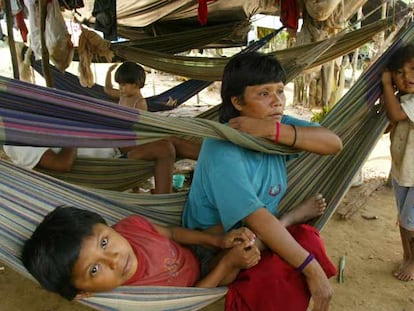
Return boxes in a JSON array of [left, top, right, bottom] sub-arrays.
[[1, 22, 369, 191], [0, 160, 225, 311], [0, 19, 414, 311]]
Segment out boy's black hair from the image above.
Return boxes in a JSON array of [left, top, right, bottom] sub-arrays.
[[387, 44, 414, 71], [21, 206, 107, 300], [219, 52, 286, 123], [114, 61, 146, 88]]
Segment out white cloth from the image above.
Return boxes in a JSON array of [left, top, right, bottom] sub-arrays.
[[3, 146, 121, 170], [401, 94, 414, 122], [390, 94, 414, 186]]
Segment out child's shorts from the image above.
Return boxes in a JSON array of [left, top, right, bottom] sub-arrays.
[[393, 179, 414, 230]]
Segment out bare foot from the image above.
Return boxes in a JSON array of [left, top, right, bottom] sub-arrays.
[[280, 194, 327, 227], [394, 260, 414, 281]]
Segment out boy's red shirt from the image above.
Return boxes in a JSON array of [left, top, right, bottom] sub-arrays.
[[113, 215, 200, 287]]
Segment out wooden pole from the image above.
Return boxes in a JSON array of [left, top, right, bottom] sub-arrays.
[[3, 0, 19, 79], [39, 0, 54, 87]]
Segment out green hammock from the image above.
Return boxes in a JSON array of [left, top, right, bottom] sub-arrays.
[[113, 21, 250, 54], [114, 18, 392, 81]]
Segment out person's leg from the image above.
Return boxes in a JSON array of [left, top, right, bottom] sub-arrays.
[[393, 180, 414, 281], [279, 194, 327, 227], [167, 136, 201, 160], [395, 226, 414, 281], [121, 140, 176, 194]]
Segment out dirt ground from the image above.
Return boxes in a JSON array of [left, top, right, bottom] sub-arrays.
[[1, 40, 414, 311]]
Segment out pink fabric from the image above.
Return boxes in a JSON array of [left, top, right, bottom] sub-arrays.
[[15, 11, 28, 42], [197, 0, 215, 25], [280, 0, 301, 31], [225, 224, 337, 311], [113, 215, 200, 287]]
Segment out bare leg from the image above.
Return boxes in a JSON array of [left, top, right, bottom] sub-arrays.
[[394, 226, 414, 281], [121, 140, 176, 194], [279, 194, 327, 227], [167, 136, 201, 160]]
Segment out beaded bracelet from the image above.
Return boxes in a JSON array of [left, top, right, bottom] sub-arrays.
[[296, 253, 315, 272], [275, 121, 281, 143]]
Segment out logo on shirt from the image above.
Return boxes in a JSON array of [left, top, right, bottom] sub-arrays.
[[268, 184, 281, 197]]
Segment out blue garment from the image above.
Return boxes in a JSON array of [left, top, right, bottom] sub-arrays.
[[183, 115, 318, 232]]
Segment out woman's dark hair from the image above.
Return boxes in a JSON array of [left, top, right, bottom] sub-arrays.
[[387, 44, 414, 71], [115, 61, 146, 88], [219, 52, 286, 123], [21, 206, 107, 300]]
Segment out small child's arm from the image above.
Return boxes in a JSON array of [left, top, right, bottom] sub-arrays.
[[104, 64, 120, 99], [382, 69, 408, 123], [153, 224, 223, 248]]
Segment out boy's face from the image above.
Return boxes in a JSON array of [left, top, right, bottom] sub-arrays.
[[119, 82, 139, 97], [71, 223, 138, 294], [393, 58, 414, 94]]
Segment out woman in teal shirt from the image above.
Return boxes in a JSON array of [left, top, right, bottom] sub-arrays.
[[183, 52, 343, 311]]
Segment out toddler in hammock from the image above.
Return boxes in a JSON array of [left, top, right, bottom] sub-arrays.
[[22, 206, 259, 300], [381, 44, 414, 281]]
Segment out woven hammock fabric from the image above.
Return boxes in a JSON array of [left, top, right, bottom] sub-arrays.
[[0, 75, 296, 154], [113, 21, 250, 53], [114, 18, 391, 81]]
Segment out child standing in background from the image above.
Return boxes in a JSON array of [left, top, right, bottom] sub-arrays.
[[382, 44, 414, 281]]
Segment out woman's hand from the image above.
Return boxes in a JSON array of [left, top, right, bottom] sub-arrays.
[[221, 227, 256, 249], [229, 116, 275, 139], [303, 260, 333, 311], [223, 242, 261, 270]]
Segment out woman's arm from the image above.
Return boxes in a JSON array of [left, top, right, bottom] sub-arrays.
[[381, 70, 407, 123], [244, 208, 333, 311], [229, 116, 342, 155]]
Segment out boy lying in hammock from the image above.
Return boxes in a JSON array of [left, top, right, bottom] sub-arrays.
[[3, 136, 200, 194], [22, 206, 260, 301]]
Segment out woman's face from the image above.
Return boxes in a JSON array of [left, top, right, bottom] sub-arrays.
[[232, 82, 286, 122]]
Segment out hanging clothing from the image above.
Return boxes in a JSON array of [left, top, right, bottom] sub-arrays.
[[92, 0, 117, 41]]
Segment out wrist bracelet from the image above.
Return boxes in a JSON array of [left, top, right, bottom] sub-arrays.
[[296, 253, 315, 272], [290, 124, 297, 147], [275, 121, 281, 143]]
